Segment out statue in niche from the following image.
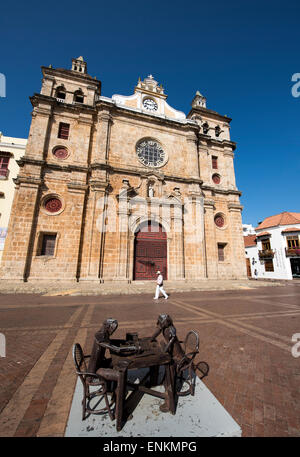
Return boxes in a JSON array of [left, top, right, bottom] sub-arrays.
[[148, 183, 155, 197]]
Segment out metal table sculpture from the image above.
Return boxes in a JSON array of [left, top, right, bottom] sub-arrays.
[[73, 314, 209, 431]]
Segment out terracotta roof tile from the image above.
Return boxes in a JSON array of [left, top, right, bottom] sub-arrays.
[[244, 235, 257, 247], [255, 212, 300, 230], [256, 231, 271, 237], [281, 227, 300, 233]]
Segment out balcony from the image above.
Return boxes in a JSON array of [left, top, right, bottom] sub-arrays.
[[56, 98, 66, 103], [258, 249, 274, 259], [285, 247, 300, 257]]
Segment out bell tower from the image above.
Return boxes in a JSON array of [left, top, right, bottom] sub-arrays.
[[71, 56, 87, 74], [191, 90, 207, 108]]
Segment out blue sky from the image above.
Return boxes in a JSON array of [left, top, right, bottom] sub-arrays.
[[0, 0, 299, 227]]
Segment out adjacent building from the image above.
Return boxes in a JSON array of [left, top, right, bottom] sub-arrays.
[[242, 224, 256, 236], [244, 211, 300, 280], [0, 57, 246, 282], [0, 132, 27, 261]]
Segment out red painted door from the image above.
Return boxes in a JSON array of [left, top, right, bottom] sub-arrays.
[[134, 222, 167, 280]]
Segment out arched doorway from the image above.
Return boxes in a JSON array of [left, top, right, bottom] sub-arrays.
[[133, 221, 167, 280]]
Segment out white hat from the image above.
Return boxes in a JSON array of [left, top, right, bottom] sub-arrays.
[[156, 270, 160, 274]]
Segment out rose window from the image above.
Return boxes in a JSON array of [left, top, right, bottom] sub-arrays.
[[44, 197, 62, 213], [212, 174, 221, 184], [53, 147, 68, 159], [136, 139, 165, 167], [214, 214, 225, 228]]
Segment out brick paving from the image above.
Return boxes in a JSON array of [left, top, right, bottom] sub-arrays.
[[0, 281, 299, 437]]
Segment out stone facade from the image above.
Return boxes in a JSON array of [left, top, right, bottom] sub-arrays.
[[0, 57, 247, 282], [0, 133, 27, 262]]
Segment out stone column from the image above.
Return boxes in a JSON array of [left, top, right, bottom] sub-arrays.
[[224, 150, 236, 190], [171, 203, 185, 279], [203, 198, 218, 278], [227, 203, 247, 279], [186, 134, 200, 179], [92, 110, 113, 163], [183, 188, 205, 279], [80, 182, 108, 280], [66, 183, 87, 280], [26, 104, 52, 160], [0, 178, 41, 280], [127, 233, 135, 282], [116, 194, 130, 280]]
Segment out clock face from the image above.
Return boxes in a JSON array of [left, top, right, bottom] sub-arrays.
[[136, 139, 165, 168], [143, 98, 158, 112]]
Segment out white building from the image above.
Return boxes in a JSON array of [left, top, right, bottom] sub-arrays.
[[242, 224, 256, 236], [0, 132, 27, 261], [244, 212, 300, 280]]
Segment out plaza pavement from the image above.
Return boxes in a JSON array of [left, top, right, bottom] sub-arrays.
[[0, 280, 299, 437]]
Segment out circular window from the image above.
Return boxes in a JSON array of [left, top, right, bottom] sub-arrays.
[[136, 139, 166, 168], [212, 174, 221, 184], [53, 147, 68, 159], [44, 197, 62, 214], [214, 214, 225, 228]]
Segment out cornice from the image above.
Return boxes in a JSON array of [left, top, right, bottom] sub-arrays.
[[41, 66, 101, 88], [67, 182, 88, 193], [228, 202, 244, 211], [13, 176, 42, 186], [203, 198, 215, 208], [17, 157, 89, 173], [202, 185, 242, 197], [17, 157, 45, 167], [134, 87, 168, 100], [30, 93, 97, 115], [198, 134, 236, 151], [93, 162, 203, 185], [47, 163, 89, 173], [187, 106, 232, 123], [89, 179, 109, 192], [95, 99, 199, 133]]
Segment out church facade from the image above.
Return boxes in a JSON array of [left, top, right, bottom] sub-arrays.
[[0, 57, 246, 282]]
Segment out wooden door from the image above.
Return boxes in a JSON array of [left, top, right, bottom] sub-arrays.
[[134, 222, 167, 280], [246, 258, 252, 277]]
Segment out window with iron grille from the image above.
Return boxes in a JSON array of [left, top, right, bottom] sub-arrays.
[[58, 123, 70, 139], [218, 243, 226, 261], [287, 236, 299, 248], [212, 156, 218, 169], [40, 234, 57, 256], [264, 259, 274, 272], [0, 155, 10, 178], [262, 240, 271, 250]]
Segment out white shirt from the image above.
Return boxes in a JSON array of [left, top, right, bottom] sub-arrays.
[[157, 274, 163, 285]]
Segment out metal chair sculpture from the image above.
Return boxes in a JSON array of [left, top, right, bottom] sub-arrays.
[[176, 330, 199, 396], [72, 343, 115, 421], [152, 314, 208, 397]]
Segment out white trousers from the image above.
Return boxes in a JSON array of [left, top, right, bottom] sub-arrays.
[[155, 285, 168, 299]]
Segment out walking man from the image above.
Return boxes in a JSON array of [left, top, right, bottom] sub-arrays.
[[154, 270, 168, 300]]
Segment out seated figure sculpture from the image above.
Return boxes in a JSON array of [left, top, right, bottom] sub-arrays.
[[151, 314, 200, 397], [87, 318, 119, 375]]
